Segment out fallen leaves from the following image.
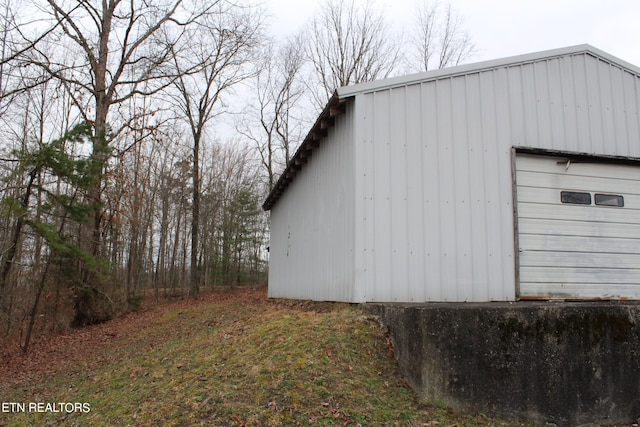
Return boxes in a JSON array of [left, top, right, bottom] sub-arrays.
[[230, 414, 249, 426], [0, 287, 265, 395], [1, 286, 527, 426]]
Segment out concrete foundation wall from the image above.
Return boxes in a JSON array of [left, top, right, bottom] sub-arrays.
[[365, 302, 640, 425]]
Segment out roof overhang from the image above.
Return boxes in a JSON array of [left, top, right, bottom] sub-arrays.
[[262, 93, 349, 211]]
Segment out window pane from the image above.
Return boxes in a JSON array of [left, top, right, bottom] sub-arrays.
[[594, 194, 624, 207], [561, 191, 591, 205]]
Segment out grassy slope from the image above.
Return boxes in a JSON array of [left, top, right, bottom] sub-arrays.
[[0, 288, 530, 426]]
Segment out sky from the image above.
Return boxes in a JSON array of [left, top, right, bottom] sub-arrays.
[[265, 0, 640, 69]]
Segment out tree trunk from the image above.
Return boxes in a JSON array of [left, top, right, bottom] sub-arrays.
[[190, 135, 200, 298], [0, 167, 37, 290]]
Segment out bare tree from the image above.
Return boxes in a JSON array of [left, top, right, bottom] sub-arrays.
[[167, 2, 262, 297], [411, 1, 476, 72], [199, 140, 266, 288], [0, 0, 12, 103], [0, 0, 63, 114], [15, 0, 214, 282], [273, 37, 306, 167], [151, 129, 183, 298], [0, 0, 271, 345], [306, 0, 400, 109], [0, 0, 24, 113], [239, 35, 305, 190]]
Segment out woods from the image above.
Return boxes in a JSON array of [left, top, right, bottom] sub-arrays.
[[0, 0, 475, 351]]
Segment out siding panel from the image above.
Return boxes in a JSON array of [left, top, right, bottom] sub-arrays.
[[406, 84, 427, 302], [436, 78, 460, 300], [572, 55, 593, 151], [421, 81, 443, 301], [372, 90, 392, 301], [623, 72, 640, 154], [451, 76, 473, 300], [479, 70, 505, 299], [358, 93, 376, 301], [493, 68, 517, 299], [558, 56, 579, 152], [586, 57, 605, 153], [268, 103, 356, 301], [389, 87, 410, 301], [466, 73, 490, 301]]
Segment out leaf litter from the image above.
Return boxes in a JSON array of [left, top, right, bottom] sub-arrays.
[[1, 286, 538, 426]]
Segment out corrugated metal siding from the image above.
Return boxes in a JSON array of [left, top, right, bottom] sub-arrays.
[[353, 51, 640, 302], [355, 75, 516, 302], [510, 54, 640, 155], [268, 102, 356, 301], [516, 154, 640, 299]]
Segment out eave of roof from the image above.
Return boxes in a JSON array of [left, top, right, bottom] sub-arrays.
[[262, 93, 347, 211], [262, 44, 640, 211]]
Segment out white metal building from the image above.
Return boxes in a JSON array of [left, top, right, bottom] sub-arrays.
[[263, 45, 640, 302]]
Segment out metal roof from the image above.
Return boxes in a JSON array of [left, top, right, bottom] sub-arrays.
[[262, 44, 640, 211]]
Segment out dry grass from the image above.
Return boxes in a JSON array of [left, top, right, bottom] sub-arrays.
[[0, 287, 533, 426]]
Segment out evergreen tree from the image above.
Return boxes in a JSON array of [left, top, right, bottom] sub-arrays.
[[0, 122, 109, 352]]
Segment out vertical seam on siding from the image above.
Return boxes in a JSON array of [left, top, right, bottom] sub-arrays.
[[419, 82, 427, 302], [464, 74, 475, 302]]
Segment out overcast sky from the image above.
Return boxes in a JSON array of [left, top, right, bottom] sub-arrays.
[[266, 0, 640, 69]]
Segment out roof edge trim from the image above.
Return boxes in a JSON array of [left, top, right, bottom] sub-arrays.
[[337, 44, 640, 97]]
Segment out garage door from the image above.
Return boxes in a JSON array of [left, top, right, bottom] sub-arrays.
[[515, 153, 640, 300]]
